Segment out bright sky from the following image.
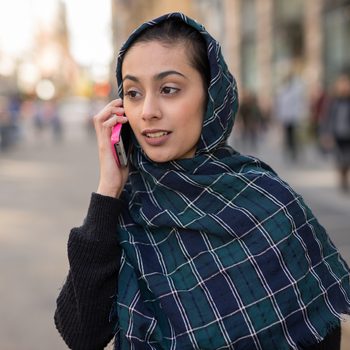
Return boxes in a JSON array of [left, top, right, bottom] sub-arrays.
[[63, 0, 113, 67], [0, 0, 112, 68]]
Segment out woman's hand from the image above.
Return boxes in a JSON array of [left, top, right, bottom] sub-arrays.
[[93, 99, 129, 198]]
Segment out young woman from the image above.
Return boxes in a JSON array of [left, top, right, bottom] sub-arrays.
[[55, 13, 350, 350]]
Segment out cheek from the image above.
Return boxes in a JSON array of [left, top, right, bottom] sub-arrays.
[[179, 102, 204, 143], [186, 94, 205, 128], [124, 103, 137, 127], [181, 90, 206, 118]]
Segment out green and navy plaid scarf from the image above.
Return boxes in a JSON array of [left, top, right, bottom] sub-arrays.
[[113, 13, 350, 349]]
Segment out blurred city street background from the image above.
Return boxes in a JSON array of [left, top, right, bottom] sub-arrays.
[[1, 0, 350, 349]]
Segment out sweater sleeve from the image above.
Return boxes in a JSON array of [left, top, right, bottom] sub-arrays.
[[54, 192, 123, 350]]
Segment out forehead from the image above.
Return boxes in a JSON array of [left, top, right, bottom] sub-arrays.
[[122, 41, 192, 75]]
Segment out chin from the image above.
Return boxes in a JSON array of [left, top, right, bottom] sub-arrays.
[[147, 152, 195, 163], [147, 154, 174, 163], [142, 148, 174, 163], [143, 146, 196, 163]]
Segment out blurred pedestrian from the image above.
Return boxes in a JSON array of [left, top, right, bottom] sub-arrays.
[[54, 13, 350, 350], [322, 72, 350, 192], [87, 97, 106, 137], [33, 100, 45, 135], [33, 99, 63, 142], [238, 90, 264, 151], [309, 84, 329, 153], [0, 96, 20, 151], [48, 100, 63, 142], [275, 71, 306, 161], [0, 97, 11, 151], [8, 93, 22, 144]]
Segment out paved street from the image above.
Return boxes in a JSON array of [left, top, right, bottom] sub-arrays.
[[0, 121, 349, 349], [0, 128, 102, 349]]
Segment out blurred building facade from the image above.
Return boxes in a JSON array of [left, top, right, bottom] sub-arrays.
[[0, 0, 79, 100], [110, 0, 350, 111]]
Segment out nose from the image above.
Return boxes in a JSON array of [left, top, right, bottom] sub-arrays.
[[141, 94, 161, 121]]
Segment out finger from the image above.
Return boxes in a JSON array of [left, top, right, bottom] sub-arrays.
[[101, 105, 124, 118], [107, 98, 123, 107], [103, 114, 128, 128], [109, 106, 125, 116], [94, 106, 125, 124]]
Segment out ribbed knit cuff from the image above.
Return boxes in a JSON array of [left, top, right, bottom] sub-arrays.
[[80, 192, 123, 243]]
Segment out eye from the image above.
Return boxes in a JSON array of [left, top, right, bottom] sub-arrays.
[[161, 86, 179, 95], [124, 89, 141, 99]]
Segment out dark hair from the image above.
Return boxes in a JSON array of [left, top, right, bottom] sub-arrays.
[[127, 18, 210, 90]]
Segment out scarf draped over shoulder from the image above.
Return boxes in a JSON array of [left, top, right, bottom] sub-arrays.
[[112, 12, 350, 350]]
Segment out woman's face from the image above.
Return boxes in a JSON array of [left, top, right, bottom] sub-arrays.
[[122, 41, 206, 163]]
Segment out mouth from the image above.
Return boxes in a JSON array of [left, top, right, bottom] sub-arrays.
[[142, 130, 171, 138], [141, 129, 171, 146]]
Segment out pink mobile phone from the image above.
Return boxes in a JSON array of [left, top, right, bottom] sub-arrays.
[[111, 123, 129, 167]]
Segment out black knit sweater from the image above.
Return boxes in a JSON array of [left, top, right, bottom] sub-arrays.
[[54, 193, 122, 350]]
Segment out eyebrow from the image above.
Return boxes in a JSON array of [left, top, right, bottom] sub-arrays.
[[123, 70, 186, 82]]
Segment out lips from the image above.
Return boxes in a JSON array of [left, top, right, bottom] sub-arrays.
[[142, 129, 171, 138], [144, 131, 170, 138], [141, 129, 171, 146]]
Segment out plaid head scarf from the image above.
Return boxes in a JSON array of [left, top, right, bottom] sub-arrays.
[[112, 13, 350, 349]]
